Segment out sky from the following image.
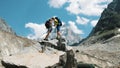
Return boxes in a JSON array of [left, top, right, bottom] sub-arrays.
[[0, 0, 112, 39]]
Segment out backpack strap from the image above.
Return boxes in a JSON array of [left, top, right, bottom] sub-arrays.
[[55, 17, 62, 26], [54, 19, 59, 25]]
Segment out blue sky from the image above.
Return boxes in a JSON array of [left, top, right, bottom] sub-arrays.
[[0, 0, 112, 39]]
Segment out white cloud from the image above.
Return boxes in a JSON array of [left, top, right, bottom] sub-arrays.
[[66, 0, 81, 15], [68, 21, 84, 34], [25, 21, 83, 40], [25, 22, 47, 40], [91, 20, 98, 27], [48, 0, 68, 8], [66, 0, 112, 16], [48, 0, 112, 16], [76, 16, 89, 25]]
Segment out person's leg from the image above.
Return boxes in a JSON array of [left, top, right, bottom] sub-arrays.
[[44, 32, 50, 40], [56, 25, 61, 39], [44, 27, 52, 40]]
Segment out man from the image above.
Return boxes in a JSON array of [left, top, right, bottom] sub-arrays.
[[51, 16, 62, 39], [44, 19, 53, 41], [44, 16, 62, 40]]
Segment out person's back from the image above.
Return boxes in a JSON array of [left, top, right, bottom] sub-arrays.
[[54, 17, 62, 26], [52, 17, 62, 26], [45, 20, 52, 29]]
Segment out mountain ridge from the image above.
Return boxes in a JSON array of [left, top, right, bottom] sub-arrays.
[[74, 0, 120, 67], [0, 18, 15, 34]]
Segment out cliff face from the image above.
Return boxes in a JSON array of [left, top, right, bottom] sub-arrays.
[[74, 0, 120, 68], [80, 0, 120, 44], [0, 30, 38, 56], [0, 18, 38, 59], [0, 18, 41, 68], [89, 0, 120, 38]]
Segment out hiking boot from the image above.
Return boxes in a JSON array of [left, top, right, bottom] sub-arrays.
[[56, 36, 61, 40]]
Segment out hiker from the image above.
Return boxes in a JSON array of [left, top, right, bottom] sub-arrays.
[[51, 16, 62, 39], [44, 16, 62, 40], [44, 19, 53, 41]]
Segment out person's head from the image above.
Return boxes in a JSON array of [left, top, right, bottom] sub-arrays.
[[51, 16, 57, 21], [51, 17, 55, 21], [48, 18, 54, 23]]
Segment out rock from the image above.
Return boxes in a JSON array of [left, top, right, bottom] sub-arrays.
[[0, 18, 15, 34], [2, 51, 65, 68], [1, 60, 27, 68], [89, 0, 120, 38], [77, 63, 95, 68], [64, 50, 77, 68], [39, 38, 67, 51], [0, 29, 40, 56], [46, 50, 77, 68], [56, 42, 66, 51]]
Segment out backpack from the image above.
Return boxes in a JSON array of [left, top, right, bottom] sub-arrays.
[[55, 17, 62, 26], [45, 20, 50, 29]]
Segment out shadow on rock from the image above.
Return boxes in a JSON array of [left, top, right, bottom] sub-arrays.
[[1, 60, 27, 68]]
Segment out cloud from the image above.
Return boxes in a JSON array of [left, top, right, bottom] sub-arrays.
[[25, 21, 83, 40], [68, 21, 84, 34], [66, 0, 81, 15], [66, 0, 112, 16], [48, 0, 112, 16], [76, 16, 89, 25], [25, 22, 47, 40], [48, 0, 68, 8], [91, 20, 98, 27]]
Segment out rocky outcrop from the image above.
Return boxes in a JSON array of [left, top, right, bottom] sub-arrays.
[[36, 38, 78, 68], [47, 50, 77, 68], [90, 0, 120, 36], [0, 17, 79, 68], [85, 0, 120, 44], [39, 38, 67, 52], [1, 60, 27, 68], [64, 50, 77, 68], [0, 30, 39, 56], [1, 32, 77, 68], [1, 38, 78, 68], [0, 18, 15, 34]]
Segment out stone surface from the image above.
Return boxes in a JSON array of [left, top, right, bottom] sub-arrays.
[[0, 18, 15, 34], [46, 50, 77, 68], [0, 31, 77, 68], [89, 0, 120, 37]]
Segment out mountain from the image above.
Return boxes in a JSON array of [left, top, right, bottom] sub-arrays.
[[0, 18, 15, 34], [87, 0, 120, 43], [74, 0, 120, 68]]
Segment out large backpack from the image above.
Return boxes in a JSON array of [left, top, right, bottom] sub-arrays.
[[55, 17, 62, 26], [45, 20, 50, 29]]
